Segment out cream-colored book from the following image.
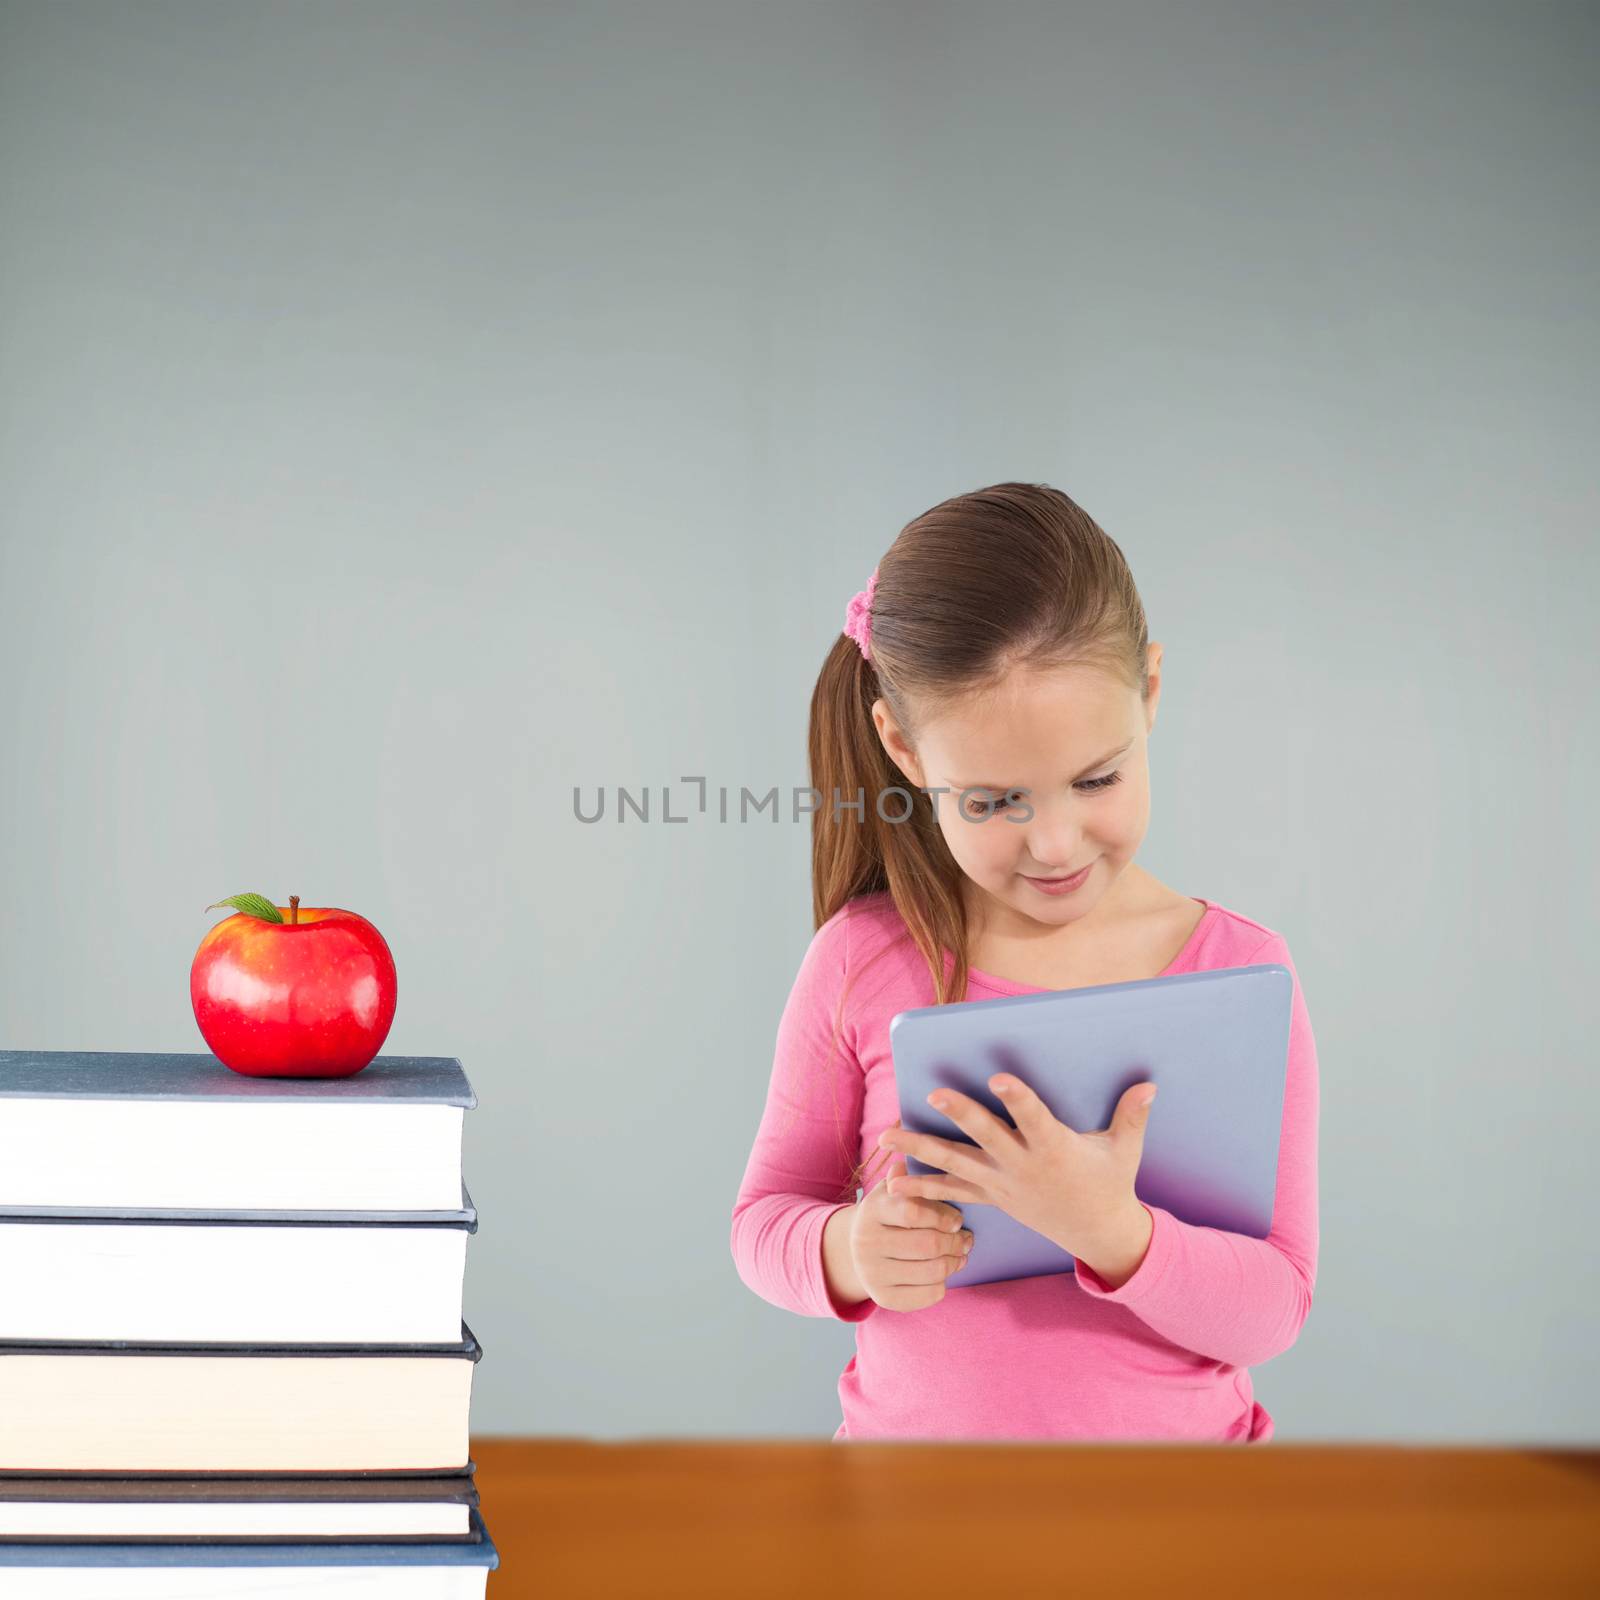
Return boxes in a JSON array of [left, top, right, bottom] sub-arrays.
[[0, 1327, 480, 1474]]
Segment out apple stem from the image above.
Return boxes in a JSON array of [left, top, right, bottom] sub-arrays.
[[289, 895, 300, 925]]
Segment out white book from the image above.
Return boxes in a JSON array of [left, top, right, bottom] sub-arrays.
[[0, 1193, 475, 1344], [0, 1053, 475, 1212], [0, 1328, 481, 1474]]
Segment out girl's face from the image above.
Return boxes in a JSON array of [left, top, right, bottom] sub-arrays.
[[873, 648, 1162, 933]]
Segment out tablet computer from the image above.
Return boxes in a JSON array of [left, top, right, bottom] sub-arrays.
[[888, 963, 1292, 1287]]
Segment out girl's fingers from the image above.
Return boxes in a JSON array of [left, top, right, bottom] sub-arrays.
[[880, 1224, 973, 1261], [888, 1171, 988, 1208], [926, 1087, 1023, 1154], [884, 1193, 963, 1232], [988, 1074, 1062, 1141], [877, 1252, 963, 1285], [878, 1126, 992, 1185]]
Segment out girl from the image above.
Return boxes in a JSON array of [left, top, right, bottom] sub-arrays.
[[729, 481, 1319, 1444]]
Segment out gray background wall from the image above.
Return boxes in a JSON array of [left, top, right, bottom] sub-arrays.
[[1, 0, 1594, 1442]]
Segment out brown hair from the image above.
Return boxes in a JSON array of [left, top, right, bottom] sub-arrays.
[[805, 481, 1152, 1201]]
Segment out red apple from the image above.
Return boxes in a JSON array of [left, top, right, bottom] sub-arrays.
[[191, 893, 398, 1077]]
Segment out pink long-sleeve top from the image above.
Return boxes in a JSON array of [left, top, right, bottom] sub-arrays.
[[730, 890, 1319, 1443]]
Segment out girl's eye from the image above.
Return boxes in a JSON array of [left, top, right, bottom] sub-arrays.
[[964, 792, 1013, 820], [1078, 771, 1124, 794], [964, 770, 1123, 820]]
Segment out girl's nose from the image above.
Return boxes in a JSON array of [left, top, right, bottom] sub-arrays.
[[1019, 813, 1083, 874]]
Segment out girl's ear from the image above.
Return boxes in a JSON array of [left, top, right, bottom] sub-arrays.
[[871, 699, 923, 788]]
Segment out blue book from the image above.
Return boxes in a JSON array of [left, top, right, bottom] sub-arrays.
[[0, 1052, 477, 1212], [0, 1507, 499, 1598]]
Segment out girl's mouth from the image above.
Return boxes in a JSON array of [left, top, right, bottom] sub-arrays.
[[1021, 862, 1093, 895]]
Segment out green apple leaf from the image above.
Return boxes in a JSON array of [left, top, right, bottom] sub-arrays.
[[205, 892, 284, 923]]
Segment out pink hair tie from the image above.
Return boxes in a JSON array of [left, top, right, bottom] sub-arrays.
[[843, 567, 879, 663]]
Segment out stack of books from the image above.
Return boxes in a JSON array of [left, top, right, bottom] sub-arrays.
[[0, 1049, 498, 1597]]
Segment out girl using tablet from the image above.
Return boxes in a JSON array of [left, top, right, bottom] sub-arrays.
[[730, 481, 1319, 1442]]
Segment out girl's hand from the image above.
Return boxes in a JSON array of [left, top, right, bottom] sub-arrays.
[[849, 1143, 975, 1312], [877, 1076, 1157, 1266]]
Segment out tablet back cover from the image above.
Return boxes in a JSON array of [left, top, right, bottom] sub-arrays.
[[888, 964, 1291, 1287]]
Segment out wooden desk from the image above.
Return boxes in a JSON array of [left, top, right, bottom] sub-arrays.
[[472, 1438, 1599, 1597]]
